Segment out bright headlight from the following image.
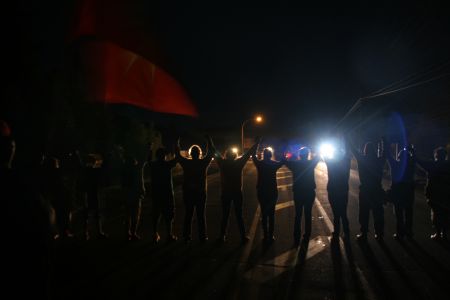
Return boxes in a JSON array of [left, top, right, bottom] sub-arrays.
[[319, 143, 335, 159]]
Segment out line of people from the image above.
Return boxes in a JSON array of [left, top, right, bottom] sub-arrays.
[[145, 135, 449, 246], [2, 117, 449, 249]]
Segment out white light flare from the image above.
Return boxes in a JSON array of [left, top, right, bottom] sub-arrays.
[[319, 143, 335, 159]]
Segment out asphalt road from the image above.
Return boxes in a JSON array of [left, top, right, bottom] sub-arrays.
[[52, 161, 450, 300]]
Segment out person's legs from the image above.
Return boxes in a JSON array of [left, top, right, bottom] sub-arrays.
[[163, 197, 176, 241], [151, 198, 162, 241], [196, 191, 208, 240], [293, 196, 304, 242], [358, 188, 370, 235], [372, 192, 385, 237], [220, 194, 232, 237], [183, 190, 195, 240], [340, 191, 350, 235], [268, 195, 278, 239], [128, 194, 142, 239], [233, 192, 246, 239], [303, 191, 315, 238]]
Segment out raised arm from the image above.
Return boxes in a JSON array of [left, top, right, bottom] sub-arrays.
[[167, 147, 179, 168], [240, 136, 262, 162], [206, 135, 222, 160], [175, 138, 188, 162], [203, 135, 215, 161]]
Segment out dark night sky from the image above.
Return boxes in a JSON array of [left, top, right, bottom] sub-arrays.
[[148, 4, 450, 134], [3, 1, 450, 140]]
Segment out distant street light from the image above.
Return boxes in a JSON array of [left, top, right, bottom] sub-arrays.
[[241, 115, 263, 151]]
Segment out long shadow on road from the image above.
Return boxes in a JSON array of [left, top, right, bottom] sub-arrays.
[[283, 238, 310, 300], [357, 241, 395, 299], [377, 241, 426, 299], [342, 238, 367, 300], [399, 239, 450, 297]]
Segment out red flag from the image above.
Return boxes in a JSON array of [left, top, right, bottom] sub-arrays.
[[70, 0, 198, 117]]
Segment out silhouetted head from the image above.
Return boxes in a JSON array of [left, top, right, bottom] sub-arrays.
[[155, 148, 166, 161], [225, 149, 237, 160], [298, 147, 311, 160], [263, 148, 273, 161], [363, 142, 376, 157], [189, 145, 202, 160], [434, 147, 447, 162], [0, 120, 15, 168]]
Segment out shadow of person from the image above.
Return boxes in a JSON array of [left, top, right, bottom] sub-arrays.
[[400, 239, 450, 294], [330, 239, 345, 300], [283, 238, 310, 299], [342, 238, 366, 300], [377, 240, 424, 299], [357, 240, 395, 298]]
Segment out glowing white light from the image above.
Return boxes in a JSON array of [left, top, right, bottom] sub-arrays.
[[319, 143, 335, 159], [265, 147, 273, 153], [188, 144, 202, 158], [231, 147, 239, 154]]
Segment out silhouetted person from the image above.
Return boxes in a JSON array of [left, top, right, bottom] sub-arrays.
[[416, 147, 450, 240], [349, 137, 386, 241], [285, 147, 320, 244], [253, 146, 284, 243], [210, 136, 260, 244], [122, 155, 145, 240], [61, 150, 83, 223], [147, 148, 178, 243], [41, 156, 73, 239], [176, 137, 214, 242], [387, 145, 416, 240], [323, 139, 351, 241], [82, 155, 107, 240], [1, 120, 50, 298]]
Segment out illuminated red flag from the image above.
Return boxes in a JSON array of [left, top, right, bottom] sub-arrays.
[[70, 0, 198, 117]]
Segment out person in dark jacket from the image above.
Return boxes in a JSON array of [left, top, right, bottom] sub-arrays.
[[147, 147, 178, 243], [349, 137, 386, 241], [323, 138, 351, 241], [122, 155, 145, 241], [210, 136, 260, 244], [387, 144, 416, 240], [253, 145, 284, 243], [82, 155, 107, 240], [176, 136, 214, 242], [417, 147, 450, 240], [41, 156, 72, 239], [285, 147, 320, 245]]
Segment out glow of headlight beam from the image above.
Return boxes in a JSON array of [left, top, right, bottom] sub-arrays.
[[319, 143, 335, 159]]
